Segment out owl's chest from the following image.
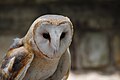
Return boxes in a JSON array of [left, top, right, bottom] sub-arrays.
[[23, 56, 59, 80]]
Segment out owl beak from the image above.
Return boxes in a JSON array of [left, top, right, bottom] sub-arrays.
[[51, 39, 59, 54]]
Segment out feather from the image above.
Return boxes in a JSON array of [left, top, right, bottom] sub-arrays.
[[0, 47, 34, 80], [3, 57, 15, 74], [46, 49, 71, 80], [9, 38, 23, 50]]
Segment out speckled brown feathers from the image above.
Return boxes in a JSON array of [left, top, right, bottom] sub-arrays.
[[0, 47, 34, 80]]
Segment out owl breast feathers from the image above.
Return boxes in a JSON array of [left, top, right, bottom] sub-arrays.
[[0, 15, 73, 80]]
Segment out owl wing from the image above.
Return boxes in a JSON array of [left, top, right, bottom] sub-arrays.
[[9, 38, 23, 50], [46, 48, 71, 80], [0, 47, 34, 80]]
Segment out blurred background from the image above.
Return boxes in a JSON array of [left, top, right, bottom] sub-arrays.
[[0, 0, 120, 80]]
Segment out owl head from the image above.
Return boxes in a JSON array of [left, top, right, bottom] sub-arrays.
[[24, 15, 73, 59]]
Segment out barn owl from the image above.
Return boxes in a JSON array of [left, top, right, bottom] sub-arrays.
[[0, 15, 73, 80]]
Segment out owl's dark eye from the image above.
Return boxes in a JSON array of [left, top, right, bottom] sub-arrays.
[[43, 33, 50, 40], [60, 32, 66, 40]]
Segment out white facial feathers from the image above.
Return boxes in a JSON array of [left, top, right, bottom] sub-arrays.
[[25, 15, 73, 59]]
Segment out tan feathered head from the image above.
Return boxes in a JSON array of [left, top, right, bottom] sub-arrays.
[[24, 15, 73, 59]]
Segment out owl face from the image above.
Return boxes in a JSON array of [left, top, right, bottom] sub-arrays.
[[33, 19, 73, 59]]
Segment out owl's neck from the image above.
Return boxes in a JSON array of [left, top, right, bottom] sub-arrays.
[[23, 51, 60, 80]]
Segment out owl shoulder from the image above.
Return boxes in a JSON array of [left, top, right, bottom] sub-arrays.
[[9, 38, 23, 50]]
